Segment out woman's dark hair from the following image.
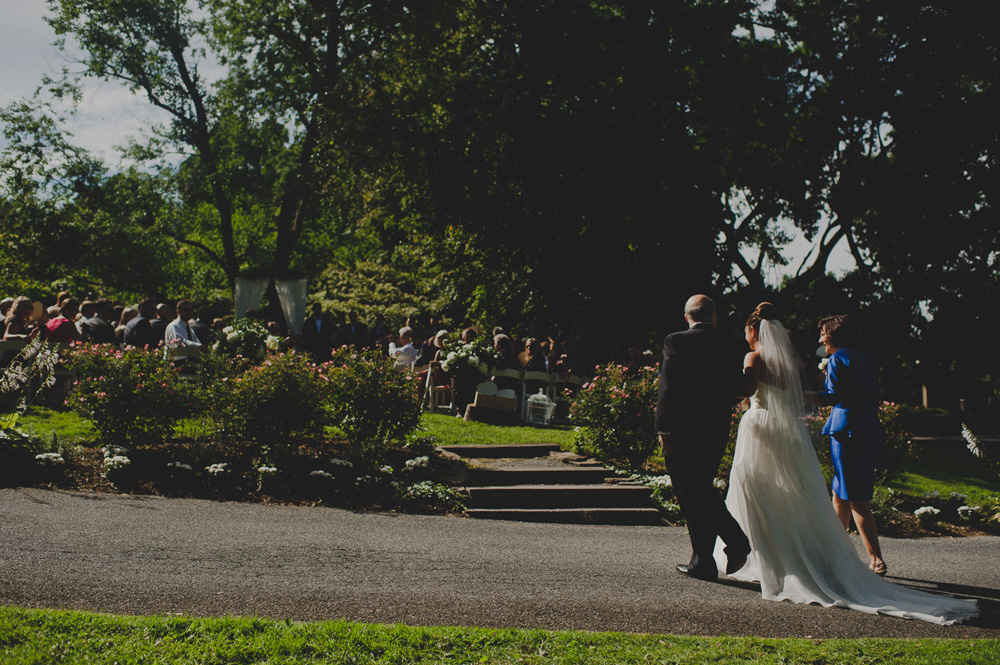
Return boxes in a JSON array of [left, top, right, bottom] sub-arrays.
[[818, 314, 856, 348], [745, 302, 778, 330]]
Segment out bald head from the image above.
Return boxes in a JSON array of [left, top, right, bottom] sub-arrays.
[[684, 294, 716, 327]]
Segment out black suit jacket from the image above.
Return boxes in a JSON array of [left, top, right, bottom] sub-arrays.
[[655, 323, 743, 448]]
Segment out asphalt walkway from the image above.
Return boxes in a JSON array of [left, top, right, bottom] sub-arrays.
[[2, 488, 998, 638]]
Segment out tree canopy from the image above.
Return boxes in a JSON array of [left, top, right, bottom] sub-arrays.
[[2, 0, 997, 404]]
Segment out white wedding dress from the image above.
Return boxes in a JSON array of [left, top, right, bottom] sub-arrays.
[[714, 321, 978, 625]]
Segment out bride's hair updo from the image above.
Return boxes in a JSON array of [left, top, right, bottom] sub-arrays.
[[746, 302, 778, 331]]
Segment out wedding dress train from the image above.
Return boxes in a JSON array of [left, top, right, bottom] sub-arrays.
[[714, 324, 978, 626]]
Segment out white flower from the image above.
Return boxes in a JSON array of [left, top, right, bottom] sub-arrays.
[[103, 455, 131, 470], [477, 362, 489, 374], [713, 478, 728, 491], [101, 446, 129, 458], [35, 453, 65, 465], [265, 335, 280, 351], [914, 506, 941, 517], [227, 332, 240, 343], [223, 326, 234, 334], [205, 463, 229, 476], [380, 465, 394, 474], [818, 357, 829, 372], [257, 466, 278, 475], [330, 458, 353, 468], [310, 470, 333, 478], [950, 492, 968, 503], [468, 355, 479, 366], [167, 462, 193, 471], [923, 490, 940, 500], [405, 456, 430, 469], [647, 475, 672, 488]]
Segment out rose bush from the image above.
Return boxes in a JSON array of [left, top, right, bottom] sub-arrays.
[[65, 345, 188, 446], [570, 362, 659, 469], [323, 347, 422, 465]]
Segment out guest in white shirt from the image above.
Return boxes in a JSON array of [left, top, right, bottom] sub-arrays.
[[165, 300, 202, 348], [390, 326, 418, 371]]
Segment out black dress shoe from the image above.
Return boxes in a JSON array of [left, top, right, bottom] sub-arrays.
[[676, 564, 717, 581], [724, 545, 750, 575]]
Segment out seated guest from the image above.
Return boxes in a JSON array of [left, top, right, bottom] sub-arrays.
[[414, 330, 443, 367], [115, 307, 138, 345], [523, 338, 547, 373], [189, 306, 214, 346], [149, 303, 173, 345], [164, 299, 202, 348], [389, 326, 419, 371], [0, 297, 14, 336], [493, 334, 519, 371], [76, 300, 97, 335], [79, 298, 117, 344], [123, 299, 159, 348], [461, 327, 477, 344], [3, 297, 39, 340], [46, 298, 83, 344]]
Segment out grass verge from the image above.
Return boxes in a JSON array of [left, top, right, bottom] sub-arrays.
[[1, 607, 997, 665], [419, 412, 575, 448], [889, 439, 1000, 505]]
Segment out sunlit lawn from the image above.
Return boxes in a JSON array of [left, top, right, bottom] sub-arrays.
[[1, 607, 997, 665]]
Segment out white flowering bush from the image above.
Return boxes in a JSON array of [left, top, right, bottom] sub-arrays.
[[405, 456, 430, 470], [310, 470, 333, 479], [330, 458, 353, 468], [35, 453, 65, 465], [104, 455, 131, 471], [167, 461, 193, 472], [957, 505, 982, 524], [914, 505, 941, 527], [624, 472, 683, 523], [396, 481, 466, 513], [205, 463, 229, 476]]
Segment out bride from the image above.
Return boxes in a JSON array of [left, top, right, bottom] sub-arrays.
[[714, 303, 979, 625]]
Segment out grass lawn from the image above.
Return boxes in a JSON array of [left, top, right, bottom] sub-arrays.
[[1, 607, 997, 665], [419, 412, 575, 449], [888, 439, 1000, 505]]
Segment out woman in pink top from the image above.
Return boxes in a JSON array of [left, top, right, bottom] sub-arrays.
[[46, 298, 83, 344]]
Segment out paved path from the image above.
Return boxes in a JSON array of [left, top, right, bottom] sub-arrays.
[[2, 488, 999, 638]]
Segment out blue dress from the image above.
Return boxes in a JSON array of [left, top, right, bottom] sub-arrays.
[[820, 347, 882, 501]]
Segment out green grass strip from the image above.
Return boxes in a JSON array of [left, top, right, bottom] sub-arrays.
[[1, 606, 998, 664], [420, 413, 574, 448]]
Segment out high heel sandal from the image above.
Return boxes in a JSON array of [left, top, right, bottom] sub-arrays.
[[871, 561, 888, 577]]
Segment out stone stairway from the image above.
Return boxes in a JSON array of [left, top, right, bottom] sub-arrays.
[[439, 443, 665, 526]]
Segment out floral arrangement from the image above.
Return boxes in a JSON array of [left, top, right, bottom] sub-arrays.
[[212, 318, 274, 359], [441, 339, 496, 375]]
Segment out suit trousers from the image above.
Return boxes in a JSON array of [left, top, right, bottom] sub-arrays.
[[664, 434, 748, 573]]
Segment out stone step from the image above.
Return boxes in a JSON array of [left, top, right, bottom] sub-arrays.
[[465, 507, 666, 526], [466, 484, 655, 509], [438, 444, 562, 459], [466, 466, 614, 486]]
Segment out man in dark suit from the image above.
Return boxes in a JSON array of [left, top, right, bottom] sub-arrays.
[[123, 299, 159, 348], [655, 294, 750, 581], [302, 303, 334, 360]]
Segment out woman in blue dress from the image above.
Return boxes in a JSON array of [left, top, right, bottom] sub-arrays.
[[817, 314, 887, 576]]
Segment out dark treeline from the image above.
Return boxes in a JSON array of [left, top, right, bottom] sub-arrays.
[[1, 1, 997, 410]]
